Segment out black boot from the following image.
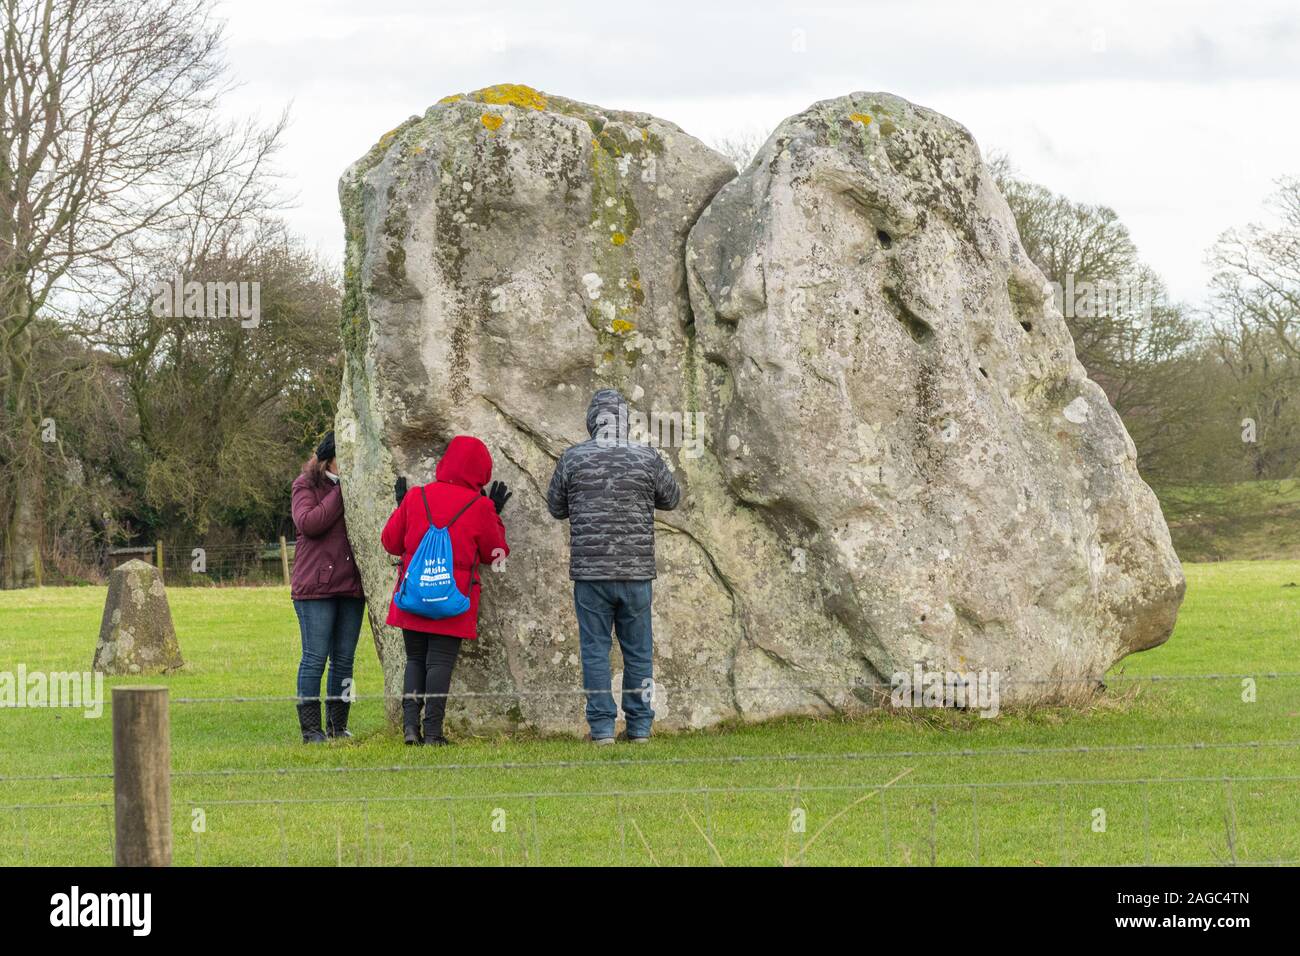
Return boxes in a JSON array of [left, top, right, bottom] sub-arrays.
[[421, 713, 446, 745], [325, 699, 352, 739], [402, 696, 422, 745], [297, 701, 327, 743]]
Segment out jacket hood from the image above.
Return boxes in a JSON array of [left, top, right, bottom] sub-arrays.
[[586, 388, 629, 441], [435, 435, 492, 491]]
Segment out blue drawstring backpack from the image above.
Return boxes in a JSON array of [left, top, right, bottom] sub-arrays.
[[394, 488, 478, 620]]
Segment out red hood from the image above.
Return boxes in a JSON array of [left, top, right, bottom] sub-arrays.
[[435, 435, 492, 491]]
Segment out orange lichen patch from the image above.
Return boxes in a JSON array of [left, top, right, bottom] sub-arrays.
[[611, 232, 627, 245], [377, 128, 401, 149], [480, 113, 504, 131], [849, 113, 873, 126], [470, 84, 547, 110], [438, 94, 464, 105], [611, 318, 636, 334]]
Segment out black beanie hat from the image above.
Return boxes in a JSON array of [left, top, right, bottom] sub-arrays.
[[315, 430, 335, 462]]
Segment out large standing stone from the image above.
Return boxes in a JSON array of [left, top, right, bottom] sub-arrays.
[[685, 92, 1184, 698], [92, 559, 184, 675], [337, 84, 738, 732], [336, 85, 1184, 734]]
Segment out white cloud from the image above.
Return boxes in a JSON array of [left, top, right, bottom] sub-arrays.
[[213, 0, 1300, 307]]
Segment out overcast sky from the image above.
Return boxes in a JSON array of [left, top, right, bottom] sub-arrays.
[[215, 0, 1300, 308]]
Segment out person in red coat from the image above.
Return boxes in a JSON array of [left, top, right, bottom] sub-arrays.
[[383, 435, 510, 745]]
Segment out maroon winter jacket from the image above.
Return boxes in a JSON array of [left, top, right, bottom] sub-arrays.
[[381, 435, 509, 639], [290, 472, 364, 601]]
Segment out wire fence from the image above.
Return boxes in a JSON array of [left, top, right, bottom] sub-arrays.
[[4, 771, 1297, 867], [4, 678, 1300, 865], [6, 540, 296, 587], [154, 669, 1300, 705]]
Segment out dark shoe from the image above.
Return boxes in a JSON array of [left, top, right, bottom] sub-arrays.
[[403, 726, 421, 745], [297, 701, 327, 744], [421, 735, 450, 747], [401, 696, 422, 741], [617, 731, 650, 744], [584, 732, 616, 746], [325, 700, 352, 739]]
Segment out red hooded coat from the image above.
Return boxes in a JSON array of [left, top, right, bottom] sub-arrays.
[[381, 435, 509, 639]]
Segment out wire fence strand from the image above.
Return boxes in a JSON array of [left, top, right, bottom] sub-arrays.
[[18, 669, 1279, 706], [5, 736, 1299, 785], [6, 772, 1300, 813]]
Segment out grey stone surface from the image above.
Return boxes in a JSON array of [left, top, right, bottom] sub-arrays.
[[336, 86, 1184, 734], [686, 92, 1185, 702], [92, 559, 184, 675]]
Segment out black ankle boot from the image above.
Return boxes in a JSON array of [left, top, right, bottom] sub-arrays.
[[297, 701, 327, 743], [422, 718, 446, 744], [401, 693, 422, 745], [325, 700, 352, 739]]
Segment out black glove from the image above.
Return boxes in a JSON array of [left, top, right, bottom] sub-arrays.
[[394, 476, 407, 506], [486, 480, 511, 515]]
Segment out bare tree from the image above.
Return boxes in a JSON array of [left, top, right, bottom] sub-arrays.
[[990, 156, 1205, 481], [1208, 177, 1300, 479], [710, 128, 770, 171], [0, 0, 283, 586], [119, 219, 342, 542]]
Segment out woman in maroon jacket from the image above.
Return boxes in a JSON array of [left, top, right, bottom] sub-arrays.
[[383, 435, 510, 745], [290, 431, 365, 743]]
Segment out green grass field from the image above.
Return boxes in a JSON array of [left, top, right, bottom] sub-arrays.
[[1, 561, 1297, 866]]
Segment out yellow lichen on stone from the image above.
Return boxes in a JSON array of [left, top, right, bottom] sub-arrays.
[[438, 94, 464, 105], [471, 84, 548, 111], [849, 113, 873, 126], [481, 113, 504, 131], [611, 318, 635, 333], [611, 232, 627, 245]]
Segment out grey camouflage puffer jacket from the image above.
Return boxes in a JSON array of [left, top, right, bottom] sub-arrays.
[[546, 388, 681, 581]]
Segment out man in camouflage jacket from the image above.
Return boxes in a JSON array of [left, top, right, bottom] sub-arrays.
[[546, 388, 681, 742]]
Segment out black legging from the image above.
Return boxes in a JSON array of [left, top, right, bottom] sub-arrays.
[[402, 630, 462, 738]]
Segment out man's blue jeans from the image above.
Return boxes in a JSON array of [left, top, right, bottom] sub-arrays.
[[574, 580, 655, 739], [293, 596, 365, 702]]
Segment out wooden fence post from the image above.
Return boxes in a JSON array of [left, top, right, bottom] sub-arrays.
[[113, 686, 172, 866], [155, 540, 164, 577], [279, 535, 291, 587]]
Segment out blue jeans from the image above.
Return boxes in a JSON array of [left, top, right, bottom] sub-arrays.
[[574, 580, 655, 738], [294, 596, 365, 702]]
